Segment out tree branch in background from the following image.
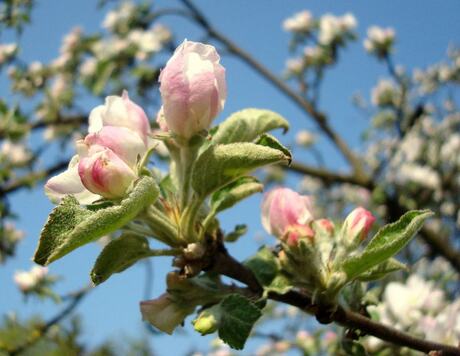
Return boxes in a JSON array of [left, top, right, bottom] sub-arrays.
[[6, 285, 92, 356], [0, 159, 69, 197]]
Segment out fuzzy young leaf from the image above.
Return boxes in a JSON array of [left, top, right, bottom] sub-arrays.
[[211, 176, 263, 214], [34, 176, 159, 265], [255, 133, 292, 163], [91, 234, 152, 285], [192, 143, 290, 197], [342, 210, 433, 280], [224, 224, 247, 243], [357, 258, 407, 282], [218, 294, 262, 350], [212, 108, 289, 144]]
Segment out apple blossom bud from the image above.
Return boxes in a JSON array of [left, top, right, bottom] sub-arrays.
[[159, 40, 226, 139], [78, 148, 136, 199], [261, 187, 314, 238], [284, 223, 315, 246], [156, 106, 169, 132], [83, 126, 146, 167], [313, 218, 335, 237], [342, 207, 375, 243], [88, 90, 150, 143], [192, 305, 221, 335]]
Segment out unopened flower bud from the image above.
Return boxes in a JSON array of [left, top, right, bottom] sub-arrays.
[[341, 207, 375, 244], [192, 305, 221, 335], [313, 218, 335, 237], [159, 40, 226, 139], [78, 148, 136, 199], [261, 187, 314, 238], [284, 224, 315, 246]]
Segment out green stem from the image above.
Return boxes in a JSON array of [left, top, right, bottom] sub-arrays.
[[180, 195, 205, 243], [147, 248, 182, 257], [178, 145, 198, 210], [143, 206, 180, 246], [199, 209, 217, 240]]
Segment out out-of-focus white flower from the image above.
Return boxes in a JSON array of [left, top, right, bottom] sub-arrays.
[[295, 130, 316, 147], [0, 140, 31, 165], [319, 13, 356, 45], [0, 43, 17, 64], [283, 10, 314, 33], [14, 266, 48, 292], [397, 163, 441, 190], [4, 222, 25, 242], [80, 57, 98, 77], [371, 79, 399, 107], [419, 300, 460, 346], [363, 26, 395, 56], [285, 57, 304, 76], [128, 24, 172, 61], [103, 2, 136, 31]]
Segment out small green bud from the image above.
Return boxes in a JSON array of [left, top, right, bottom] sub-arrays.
[[192, 305, 221, 335]]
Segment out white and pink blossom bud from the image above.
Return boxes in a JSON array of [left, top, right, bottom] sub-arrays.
[[341, 207, 375, 243], [261, 187, 314, 239], [159, 40, 226, 139], [313, 218, 335, 237], [78, 148, 137, 199], [88, 91, 150, 143]]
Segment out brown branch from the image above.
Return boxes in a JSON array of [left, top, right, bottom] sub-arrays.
[[0, 160, 69, 197], [287, 161, 374, 188], [212, 248, 460, 355], [0, 115, 87, 140], [179, 0, 368, 185]]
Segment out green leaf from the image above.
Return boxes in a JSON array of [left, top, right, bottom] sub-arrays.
[[211, 176, 263, 214], [212, 108, 289, 144], [244, 247, 278, 287], [91, 234, 152, 285], [33, 176, 159, 265], [224, 224, 247, 243], [218, 294, 262, 350], [342, 210, 433, 280], [255, 133, 292, 163], [192, 143, 290, 197], [357, 258, 406, 282]]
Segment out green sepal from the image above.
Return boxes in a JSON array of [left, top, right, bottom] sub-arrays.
[[212, 108, 289, 144], [224, 224, 247, 243], [33, 176, 159, 265]]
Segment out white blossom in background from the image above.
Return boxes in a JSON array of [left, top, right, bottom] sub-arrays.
[[285, 57, 304, 76], [303, 45, 326, 66], [0, 140, 31, 165], [295, 129, 316, 147], [80, 57, 98, 77], [0, 43, 17, 64], [396, 163, 441, 190], [371, 79, 399, 106], [127, 24, 172, 61], [102, 2, 136, 32], [14, 266, 48, 292], [363, 26, 395, 56], [319, 13, 356, 45], [51, 27, 83, 69], [3, 222, 25, 243], [283, 10, 314, 33]]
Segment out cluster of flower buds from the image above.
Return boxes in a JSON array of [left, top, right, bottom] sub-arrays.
[[261, 187, 375, 298], [318, 13, 357, 46], [45, 91, 150, 203], [283, 10, 315, 34], [364, 26, 396, 58]]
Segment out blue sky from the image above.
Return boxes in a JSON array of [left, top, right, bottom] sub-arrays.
[[1, 0, 459, 354]]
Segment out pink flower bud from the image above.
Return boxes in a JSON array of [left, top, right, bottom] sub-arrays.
[[284, 223, 315, 246], [88, 90, 150, 143], [261, 187, 314, 238], [78, 147, 136, 199], [156, 106, 169, 132], [159, 40, 226, 139], [342, 207, 375, 242], [83, 126, 146, 167], [314, 218, 335, 236]]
